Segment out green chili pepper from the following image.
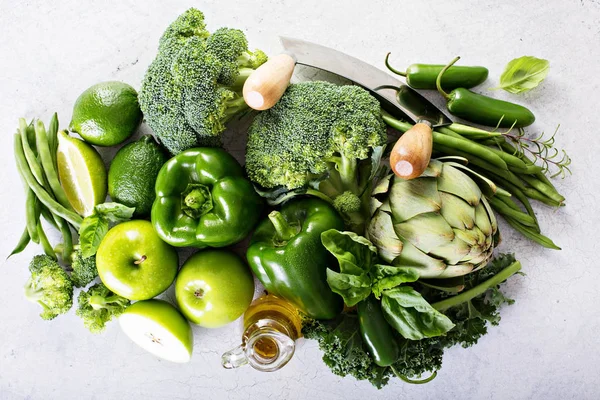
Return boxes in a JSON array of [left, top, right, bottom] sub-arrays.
[[385, 53, 488, 90], [437, 57, 535, 128], [357, 295, 400, 367]]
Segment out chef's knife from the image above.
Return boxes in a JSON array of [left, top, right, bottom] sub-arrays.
[[242, 37, 452, 179]]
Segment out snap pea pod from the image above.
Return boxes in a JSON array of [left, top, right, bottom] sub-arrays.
[[34, 120, 72, 209], [437, 57, 535, 128], [385, 53, 488, 90], [14, 134, 83, 228], [519, 174, 565, 204], [8, 228, 30, 259]]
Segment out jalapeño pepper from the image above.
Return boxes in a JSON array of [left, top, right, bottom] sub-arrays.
[[357, 295, 400, 367], [437, 57, 535, 128], [385, 52, 489, 90]]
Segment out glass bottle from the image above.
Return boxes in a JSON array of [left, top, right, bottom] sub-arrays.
[[222, 294, 302, 372]]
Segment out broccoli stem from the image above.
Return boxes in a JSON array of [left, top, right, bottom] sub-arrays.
[[268, 211, 299, 241], [432, 261, 522, 312], [89, 294, 126, 310], [24, 280, 44, 302], [339, 155, 359, 195]]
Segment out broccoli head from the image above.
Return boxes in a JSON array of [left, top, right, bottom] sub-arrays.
[[70, 249, 98, 288], [76, 283, 130, 333], [24, 255, 73, 320], [139, 8, 268, 154], [245, 81, 387, 231]]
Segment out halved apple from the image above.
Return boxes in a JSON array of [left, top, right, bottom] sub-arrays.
[[119, 299, 193, 363]]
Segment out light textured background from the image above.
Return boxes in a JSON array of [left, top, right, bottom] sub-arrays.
[[1, 1, 599, 399]]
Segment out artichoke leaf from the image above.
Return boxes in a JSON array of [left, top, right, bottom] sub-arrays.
[[437, 164, 482, 206], [439, 192, 476, 230], [392, 238, 447, 278], [390, 176, 441, 222], [366, 210, 403, 263], [393, 213, 454, 254], [381, 286, 455, 340], [474, 200, 493, 237]]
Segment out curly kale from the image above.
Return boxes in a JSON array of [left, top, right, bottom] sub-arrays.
[[302, 254, 521, 388], [139, 8, 267, 154]]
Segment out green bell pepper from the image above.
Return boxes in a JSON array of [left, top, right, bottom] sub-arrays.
[[151, 147, 263, 248], [246, 198, 345, 320]]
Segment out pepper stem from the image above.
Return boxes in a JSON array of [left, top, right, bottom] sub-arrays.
[[268, 211, 298, 241], [384, 52, 407, 77], [436, 56, 461, 100], [181, 183, 213, 219]]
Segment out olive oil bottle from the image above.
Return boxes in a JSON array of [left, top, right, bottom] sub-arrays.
[[222, 294, 302, 372]]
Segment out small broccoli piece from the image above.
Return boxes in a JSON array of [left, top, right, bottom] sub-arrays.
[[245, 81, 387, 232], [70, 249, 98, 288], [139, 8, 268, 155], [24, 255, 73, 320], [76, 283, 130, 333]]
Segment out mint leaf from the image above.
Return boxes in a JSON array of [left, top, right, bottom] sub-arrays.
[[95, 202, 135, 223], [78, 215, 109, 258]]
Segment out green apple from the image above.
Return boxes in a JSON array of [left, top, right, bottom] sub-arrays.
[[119, 299, 193, 363], [175, 250, 254, 328], [97, 220, 178, 300]]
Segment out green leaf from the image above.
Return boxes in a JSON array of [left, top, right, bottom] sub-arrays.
[[326, 269, 372, 307], [321, 229, 378, 306], [493, 56, 549, 94], [78, 215, 109, 258], [95, 202, 135, 223], [371, 265, 419, 299], [381, 286, 455, 340]]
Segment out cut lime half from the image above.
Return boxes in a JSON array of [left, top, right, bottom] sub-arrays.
[[57, 131, 107, 216]]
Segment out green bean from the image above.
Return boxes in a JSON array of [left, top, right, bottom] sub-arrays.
[[40, 206, 59, 230], [447, 123, 504, 139], [519, 174, 565, 204], [496, 179, 540, 225], [36, 223, 56, 259], [8, 228, 30, 259], [488, 196, 537, 227], [19, 119, 46, 187], [504, 216, 560, 250], [14, 134, 83, 229], [35, 120, 72, 209], [25, 189, 40, 243], [432, 131, 508, 170], [53, 213, 73, 261], [47, 113, 59, 169], [495, 193, 522, 211]]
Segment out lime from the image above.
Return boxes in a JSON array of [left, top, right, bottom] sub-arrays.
[[108, 135, 168, 217], [57, 130, 107, 216], [70, 81, 142, 147]]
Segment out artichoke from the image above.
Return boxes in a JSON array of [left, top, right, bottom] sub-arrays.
[[367, 159, 498, 279]]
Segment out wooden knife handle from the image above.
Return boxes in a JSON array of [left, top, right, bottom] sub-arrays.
[[243, 53, 295, 110], [390, 122, 433, 180]]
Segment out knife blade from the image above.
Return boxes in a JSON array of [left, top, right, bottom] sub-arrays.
[[280, 36, 451, 127]]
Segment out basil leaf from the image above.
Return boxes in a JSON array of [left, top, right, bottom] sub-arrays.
[[78, 215, 109, 258], [381, 286, 455, 340], [321, 229, 378, 306], [95, 202, 136, 223], [493, 56, 549, 94], [326, 269, 372, 307], [371, 264, 419, 299]]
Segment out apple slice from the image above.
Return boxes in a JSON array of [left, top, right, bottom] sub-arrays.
[[119, 299, 193, 363]]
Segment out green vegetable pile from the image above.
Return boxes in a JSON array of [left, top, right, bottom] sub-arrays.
[[8, 7, 569, 389]]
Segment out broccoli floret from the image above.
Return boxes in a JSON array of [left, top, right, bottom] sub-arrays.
[[76, 283, 130, 334], [24, 255, 73, 320], [245, 81, 387, 232], [70, 249, 98, 288], [139, 8, 268, 155]]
